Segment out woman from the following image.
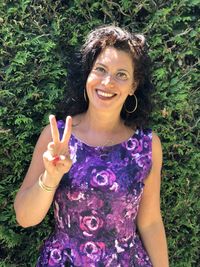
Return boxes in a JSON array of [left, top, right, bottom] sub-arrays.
[[14, 26, 169, 266]]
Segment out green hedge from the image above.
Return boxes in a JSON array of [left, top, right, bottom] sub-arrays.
[[0, 0, 199, 266]]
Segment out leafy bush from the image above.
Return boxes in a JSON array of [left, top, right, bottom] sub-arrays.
[[0, 0, 199, 266]]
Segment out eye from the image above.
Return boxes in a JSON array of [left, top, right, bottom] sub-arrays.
[[94, 66, 106, 74], [116, 72, 128, 80]]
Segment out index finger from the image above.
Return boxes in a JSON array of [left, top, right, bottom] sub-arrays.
[[49, 115, 60, 144], [61, 116, 72, 145]]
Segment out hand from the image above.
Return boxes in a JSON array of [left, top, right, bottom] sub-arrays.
[[42, 115, 73, 187]]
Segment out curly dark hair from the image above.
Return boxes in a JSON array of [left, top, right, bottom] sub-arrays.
[[57, 25, 154, 129]]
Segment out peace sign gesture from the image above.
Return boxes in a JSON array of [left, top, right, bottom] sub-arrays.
[[42, 115, 73, 187]]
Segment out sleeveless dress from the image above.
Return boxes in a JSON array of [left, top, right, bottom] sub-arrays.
[[37, 121, 153, 267]]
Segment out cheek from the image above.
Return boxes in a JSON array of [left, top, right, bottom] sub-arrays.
[[86, 74, 99, 89], [120, 83, 133, 94]]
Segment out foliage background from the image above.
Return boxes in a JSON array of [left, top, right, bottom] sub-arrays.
[[0, 0, 199, 266]]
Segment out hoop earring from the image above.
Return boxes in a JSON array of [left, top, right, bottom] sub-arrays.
[[84, 89, 88, 103], [124, 94, 138, 113]]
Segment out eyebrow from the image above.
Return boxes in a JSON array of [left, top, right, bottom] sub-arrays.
[[95, 63, 131, 75]]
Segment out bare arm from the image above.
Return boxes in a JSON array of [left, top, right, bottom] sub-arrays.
[[136, 132, 169, 267], [14, 115, 72, 227]]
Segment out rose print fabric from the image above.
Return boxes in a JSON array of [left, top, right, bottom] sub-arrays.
[[37, 121, 153, 267]]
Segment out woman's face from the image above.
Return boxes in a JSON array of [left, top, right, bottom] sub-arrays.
[[86, 46, 136, 113]]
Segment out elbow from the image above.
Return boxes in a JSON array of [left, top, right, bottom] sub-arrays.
[[15, 217, 32, 228], [14, 207, 31, 228], [14, 202, 39, 228], [137, 219, 165, 237], [14, 195, 28, 228], [15, 213, 40, 228]]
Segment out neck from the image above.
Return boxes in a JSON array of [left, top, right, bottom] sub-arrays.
[[83, 106, 123, 134]]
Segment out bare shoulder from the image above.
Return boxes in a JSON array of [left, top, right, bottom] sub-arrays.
[[152, 131, 163, 170], [39, 124, 52, 142], [152, 131, 162, 152], [30, 124, 52, 155], [31, 124, 53, 162], [152, 131, 162, 146]]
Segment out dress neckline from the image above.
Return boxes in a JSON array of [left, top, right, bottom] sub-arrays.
[[71, 129, 139, 149]]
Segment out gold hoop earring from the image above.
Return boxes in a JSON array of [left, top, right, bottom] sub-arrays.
[[124, 94, 138, 114], [84, 89, 88, 102]]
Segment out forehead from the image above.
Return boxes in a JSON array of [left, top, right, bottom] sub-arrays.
[[95, 46, 133, 70]]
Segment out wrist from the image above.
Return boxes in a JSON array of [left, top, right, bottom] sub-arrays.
[[38, 172, 59, 192]]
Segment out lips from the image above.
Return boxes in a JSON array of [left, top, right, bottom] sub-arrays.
[[96, 89, 116, 99]]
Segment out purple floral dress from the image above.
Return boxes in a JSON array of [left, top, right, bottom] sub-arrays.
[[37, 121, 153, 267]]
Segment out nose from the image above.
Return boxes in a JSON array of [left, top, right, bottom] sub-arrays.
[[101, 73, 114, 87]]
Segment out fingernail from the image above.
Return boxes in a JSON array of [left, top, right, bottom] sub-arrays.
[[66, 116, 72, 121], [60, 155, 65, 160], [49, 114, 54, 120]]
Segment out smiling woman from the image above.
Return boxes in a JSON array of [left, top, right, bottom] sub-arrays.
[[58, 25, 153, 129], [14, 25, 169, 267]]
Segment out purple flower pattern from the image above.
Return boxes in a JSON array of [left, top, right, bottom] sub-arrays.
[[37, 122, 153, 266]]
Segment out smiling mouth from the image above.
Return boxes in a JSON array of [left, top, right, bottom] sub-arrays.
[[96, 89, 116, 98]]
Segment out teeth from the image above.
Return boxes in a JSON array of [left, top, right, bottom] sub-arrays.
[[97, 90, 115, 98]]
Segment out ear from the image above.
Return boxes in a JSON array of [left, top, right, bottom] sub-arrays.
[[129, 82, 138, 96], [129, 89, 134, 96]]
